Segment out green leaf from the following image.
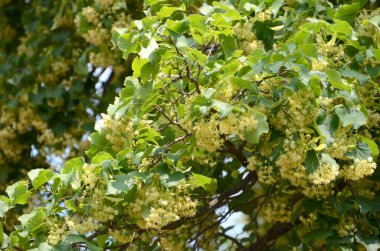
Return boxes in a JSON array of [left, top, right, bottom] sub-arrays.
[[27, 169, 54, 189], [188, 14, 208, 44], [305, 150, 320, 174], [202, 88, 216, 99], [269, 0, 283, 17], [166, 19, 189, 34], [335, 106, 366, 129], [132, 57, 150, 78], [191, 173, 217, 193], [299, 44, 318, 58], [62, 157, 85, 174], [346, 142, 373, 160], [118, 31, 140, 59], [86, 132, 108, 158], [230, 77, 254, 91], [18, 208, 45, 233], [355, 235, 380, 251], [106, 172, 145, 195], [332, 19, 353, 37], [91, 152, 114, 165], [368, 15, 380, 30], [139, 38, 158, 59], [0, 196, 10, 218], [6, 181, 31, 205], [29, 242, 53, 251], [212, 100, 233, 118], [360, 136, 379, 158], [335, 2, 360, 25], [157, 6, 181, 19], [355, 196, 380, 214], [303, 229, 333, 245], [218, 33, 236, 58], [326, 69, 351, 91], [188, 48, 208, 66], [244, 110, 269, 144], [161, 172, 186, 188], [340, 69, 367, 85]]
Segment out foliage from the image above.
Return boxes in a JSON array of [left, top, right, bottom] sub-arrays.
[[1, 0, 380, 250], [0, 0, 143, 189]]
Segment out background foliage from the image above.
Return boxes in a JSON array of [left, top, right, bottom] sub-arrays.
[[1, 0, 380, 250], [0, 0, 143, 189]]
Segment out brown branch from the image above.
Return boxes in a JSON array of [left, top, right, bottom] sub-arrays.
[[248, 222, 294, 251], [220, 140, 248, 165], [186, 63, 201, 94], [154, 104, 188, 133], [248, 193, 304, 250], [220, 232, 247, 251]]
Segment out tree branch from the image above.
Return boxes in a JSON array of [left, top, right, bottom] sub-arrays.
[[248, 222, 294, 251]]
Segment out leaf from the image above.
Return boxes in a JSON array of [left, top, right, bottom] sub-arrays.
[[0, 196, 10, 218], [332, 19, 353, 37], [91, 151, 114, 165], [305, 150, 320, 174], [6, 181, 31, 205], [106, 172, 146, 195], [302, 229, 333, 245], [118, 31, 140, 53], [188, 14, 208, 44], [244, 110, 269, 144], [355, 234, 380, 251], [368, 15, 380, 30], [230, 77, 255, 91], [326, 69, 351, 91], [161, 172, 186, 188], [299, 44, 318, 58], [139, 38, 158, 59], [360, 136, 379, 158], [346, 142, 373, 160], [188, 48, 208, 66], [218, 34, 236, 58], [355, 196, 380, 214], [191, 173, 217, 193], [269, 0, 283, 17], [316, 113, 339, 144], [335, 2, 360, 25], [166, 19, 189, 34], [132, 57, 150, 78], [340, 69, 368, 85], [335, 106, 366, 129], [29, 242, 53, 251], [18, 208, 45, 233], [62, 157, 85, 174], [157, 6, 181, 19], [27, 169, 54, 189], [86, 132, 108, 158], [212, 100, 233, 117]]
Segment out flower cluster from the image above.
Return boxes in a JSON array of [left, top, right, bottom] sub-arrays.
[[341, 158, 377, 181], [195, 112, 257, 152]]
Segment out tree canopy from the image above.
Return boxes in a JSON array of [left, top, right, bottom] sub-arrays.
[[0, 0, 143, 188], [0, 0, 380, 250]]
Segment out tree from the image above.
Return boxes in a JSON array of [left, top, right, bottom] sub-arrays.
[[0, 0, 143, 189], [1, 0, 380, 250]]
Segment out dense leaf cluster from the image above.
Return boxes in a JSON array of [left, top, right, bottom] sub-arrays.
[[1, 0, 380, 250], [0, 0, 143, 189]]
